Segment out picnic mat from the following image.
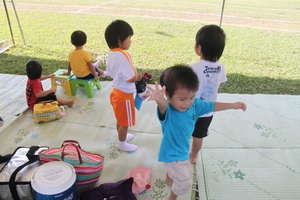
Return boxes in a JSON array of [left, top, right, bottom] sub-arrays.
[[0, 74, 32, 115], [0, 73, 50, 129], [196, 94, 300, 200], [0, 73, 299, 200]]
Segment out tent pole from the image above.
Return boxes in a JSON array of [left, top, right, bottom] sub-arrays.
[[11, 0, 26, 46], [3, 0, 15, 45], [220, 0, 225, 27]]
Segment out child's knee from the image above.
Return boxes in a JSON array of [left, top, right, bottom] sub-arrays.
[[172, 177, 192, 195]]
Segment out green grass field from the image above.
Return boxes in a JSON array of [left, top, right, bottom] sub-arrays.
[[0, 0, 299, 94]]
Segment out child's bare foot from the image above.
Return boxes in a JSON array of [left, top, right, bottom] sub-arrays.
[[67, 98, 76, 107], [189, 153, 197, 164]]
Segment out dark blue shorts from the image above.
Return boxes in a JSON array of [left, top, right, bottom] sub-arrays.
[[77, 66, 100, 79], [192, 116, 213, 138]]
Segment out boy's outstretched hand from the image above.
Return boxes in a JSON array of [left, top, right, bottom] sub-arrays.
[[232, 102, 247, 111], [145, 81, 166, 102], [145, 81, 168, 115], [212, 101, 247, 112]]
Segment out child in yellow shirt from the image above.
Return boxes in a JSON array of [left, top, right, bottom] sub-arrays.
[[63, 30, 105, 81]]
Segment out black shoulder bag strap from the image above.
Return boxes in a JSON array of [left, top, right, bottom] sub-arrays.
[[9, 146, 40, 200]]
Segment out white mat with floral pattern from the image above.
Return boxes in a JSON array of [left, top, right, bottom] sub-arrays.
[[0, 73, 299, 200]]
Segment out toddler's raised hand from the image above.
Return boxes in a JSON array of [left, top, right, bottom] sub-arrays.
[[145, 81, 166, 102], [145, 81, 168, 114]]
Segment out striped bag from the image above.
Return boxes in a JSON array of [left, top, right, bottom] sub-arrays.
[[38, 140, 104, 194]]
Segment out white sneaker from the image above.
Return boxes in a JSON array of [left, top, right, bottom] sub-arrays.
[[118, 142, 138, 152]]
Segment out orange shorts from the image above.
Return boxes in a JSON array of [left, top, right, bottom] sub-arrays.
[[110, 88, 135, 127]]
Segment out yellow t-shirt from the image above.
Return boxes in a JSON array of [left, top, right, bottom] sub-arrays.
[[68, 49, 93, 78]]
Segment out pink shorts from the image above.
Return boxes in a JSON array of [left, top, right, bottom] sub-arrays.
[[110, 88, 135, 127], [164, 160, 192, 196]]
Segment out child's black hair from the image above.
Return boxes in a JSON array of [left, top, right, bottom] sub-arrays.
[[71, 30, 87, 46], [163, 64, 199, 98], [159, 67, 170, 87], [104, 20, 134, 49], [195, 25, 226, 62], [26, 60, 42, 80]]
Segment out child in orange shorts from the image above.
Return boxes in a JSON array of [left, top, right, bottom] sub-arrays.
[[104, 20, 143, 152]]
